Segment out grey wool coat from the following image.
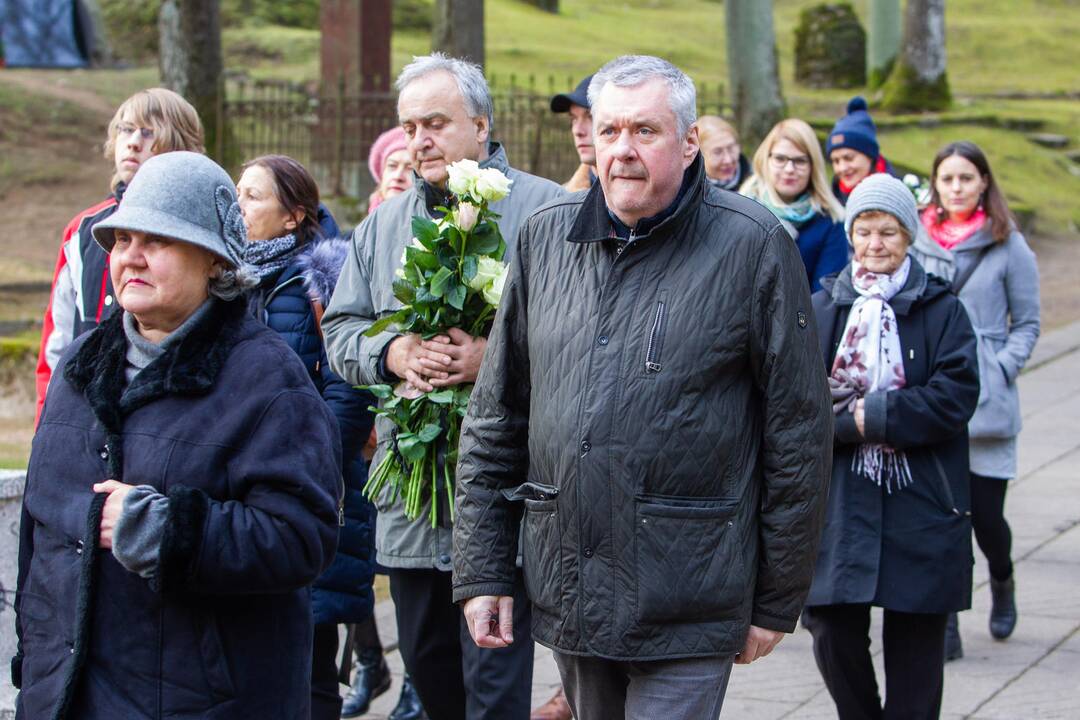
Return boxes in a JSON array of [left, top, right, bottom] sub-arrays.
[[910, 221, 1040, 478], [322, 142, 564, 571], [451, 157, 833, 660]]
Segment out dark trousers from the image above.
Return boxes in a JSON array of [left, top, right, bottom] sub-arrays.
[[311, 622, 343, 720], [804, 604, 947, 720], [388, 567, 534, 720], [971, 473, 1013, 581]]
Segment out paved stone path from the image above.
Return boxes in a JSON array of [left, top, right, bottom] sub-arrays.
[[361, 319, 1080, 719]]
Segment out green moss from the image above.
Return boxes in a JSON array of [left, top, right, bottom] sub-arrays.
[[880, 59, 951, 113], [794, 3, 866, 89], [867, 56, 896, 91]]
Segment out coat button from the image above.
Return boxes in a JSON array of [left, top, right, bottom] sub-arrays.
[[583, 546, 594, 558], [438, 554, 451, 565], [580, 440, 591, 454], [597, 335, 609, 346], [104, 295, 114, 307]]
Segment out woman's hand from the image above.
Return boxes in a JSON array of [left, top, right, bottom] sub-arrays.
[[854, 398, 866, 437], [93, 480, 136, 550]]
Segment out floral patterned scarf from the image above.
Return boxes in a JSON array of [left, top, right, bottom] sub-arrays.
[[830, 257, 913, 492]]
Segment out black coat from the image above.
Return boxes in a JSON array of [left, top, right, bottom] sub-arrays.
[[14, 298, 342, 719], [250, 238, 377, 625], [807, 260, 980, 614], [452, 156, 834, 660]]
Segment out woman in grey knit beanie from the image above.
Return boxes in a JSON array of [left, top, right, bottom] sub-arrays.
[[803, 171, 980, 718]]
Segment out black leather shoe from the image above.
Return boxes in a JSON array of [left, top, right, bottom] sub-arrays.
[[944, 612, 963, 662], [989, 575, 1017, 640], [389, 674, 427, 720], [340, 647, 391, 718]]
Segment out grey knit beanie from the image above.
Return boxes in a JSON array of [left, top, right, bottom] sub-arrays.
[[844, 173, 919, 245], [94, 151, 246, 267]]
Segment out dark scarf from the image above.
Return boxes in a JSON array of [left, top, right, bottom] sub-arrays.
[[607, 162, 697, 241], [243, 233, 303, 282]]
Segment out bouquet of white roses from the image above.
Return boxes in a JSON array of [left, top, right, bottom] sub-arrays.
[[903, 173, 932, 208], [362, 160, 512, 527]]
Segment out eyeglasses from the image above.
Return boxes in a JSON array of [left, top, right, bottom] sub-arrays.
[[769, 153, 811, 171], [116, 123, 155, 142]]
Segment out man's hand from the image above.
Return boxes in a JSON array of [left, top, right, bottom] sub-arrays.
[[854, 397, 866, 437], [463, 595, 515, 648], [386, 333, 452, 393], [93, 480, 136, 550], [421, 328, 487, 386], [734, 625, 784, 665]]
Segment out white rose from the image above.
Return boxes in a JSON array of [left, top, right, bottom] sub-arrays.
[[473, 167, 513, 203], [482, 264, 508, 307], [447, 159, 481, 198], [903, 174, 920, 188], [468, 256, 504, 291], [456, 202, 480, 232]]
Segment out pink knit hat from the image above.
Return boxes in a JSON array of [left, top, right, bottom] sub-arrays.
[[368, 127, 409, 183]]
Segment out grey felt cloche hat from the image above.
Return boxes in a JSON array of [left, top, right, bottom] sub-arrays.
[[93, 151, 246, 267]]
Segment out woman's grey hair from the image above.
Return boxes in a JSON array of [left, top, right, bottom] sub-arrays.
[[396, 52, 495, 132], [208, 263, 258, 301], [588, 55, 697, 137]]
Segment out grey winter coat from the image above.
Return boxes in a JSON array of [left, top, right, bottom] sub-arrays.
[[451, 157, 833, 660], [322, 143, 564, 571], [910, 222, 1040, 476]]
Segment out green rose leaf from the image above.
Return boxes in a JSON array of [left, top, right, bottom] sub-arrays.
[[465, 223, 500, 255], [412, 217, 440, 250], [406, 246, 440, 271], [417, 423, 442, 442], [392, 279, 416, 304], [446, 282, 466, 310], [364, 308, 408, 336], [427, 389, 456, 404], [397, 433, 428, 462], [462, 254, 478, 282], [429, 266, 453, 297], [366, 384, 394, 400]]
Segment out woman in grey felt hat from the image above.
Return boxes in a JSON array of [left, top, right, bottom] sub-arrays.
[[804, 174, 980, 720], [14, 151, 344, 719]]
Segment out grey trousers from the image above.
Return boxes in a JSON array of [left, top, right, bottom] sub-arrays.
[[553, 651, 735, 720]]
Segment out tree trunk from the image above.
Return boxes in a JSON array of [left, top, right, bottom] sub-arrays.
[[866, 0, 901, 90], [433, 0, 485, 68], [159, 0, 226, 161], [724, 0, 785, 148], [880, 0, 950, 112]]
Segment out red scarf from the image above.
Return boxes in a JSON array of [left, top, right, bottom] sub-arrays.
[[839, 154, 889, 197], [920, 206, 987, 251]]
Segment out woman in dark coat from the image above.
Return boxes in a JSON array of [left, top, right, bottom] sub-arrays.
[[804, 174, 980, 720], [236, 154, 377, 720], [14, 151, 342, 719]]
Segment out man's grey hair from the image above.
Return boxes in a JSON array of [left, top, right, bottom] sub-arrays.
[[587, 55, 697, 137], [396, 52, 495, 132], [208, 263, 257, 301]]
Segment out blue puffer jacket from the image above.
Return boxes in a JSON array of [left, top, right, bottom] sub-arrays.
[[794, 212, 849, 293], [248, 236, 376, 625]]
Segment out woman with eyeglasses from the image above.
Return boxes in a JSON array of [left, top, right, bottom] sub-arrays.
[[741, 118, 848, 292]]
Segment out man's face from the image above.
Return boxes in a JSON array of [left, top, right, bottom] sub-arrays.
[[592, 79, 698, 228], [568, 104, 595, 166], [398, 71, 489, 188]]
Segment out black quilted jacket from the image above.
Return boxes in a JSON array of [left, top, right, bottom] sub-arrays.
[[452, 158, 833, 660]]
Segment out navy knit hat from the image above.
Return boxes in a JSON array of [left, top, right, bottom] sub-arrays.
[[826, 96, 879, 161]]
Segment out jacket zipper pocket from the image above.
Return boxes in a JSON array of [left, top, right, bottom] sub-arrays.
[[930, 455, 961, 516], [644, 294, 667, 374]]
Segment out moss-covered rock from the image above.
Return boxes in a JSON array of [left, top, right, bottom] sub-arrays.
[[794, 4, 866, 89], [880, 60, 951, 113]]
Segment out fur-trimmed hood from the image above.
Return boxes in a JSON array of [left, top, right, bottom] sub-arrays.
[[294, 236, 350, 307]]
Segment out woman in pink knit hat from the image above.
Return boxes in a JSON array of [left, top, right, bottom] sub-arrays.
[[368, 126, 412, 212]]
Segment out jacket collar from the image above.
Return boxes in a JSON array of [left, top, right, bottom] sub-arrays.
[[823, 255, 946, 316], [64, 298, 249, 433], [412, 141, 512, 216], [567, 152, 705, 245]]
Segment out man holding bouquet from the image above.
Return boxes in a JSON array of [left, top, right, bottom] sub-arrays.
[[453, 55, 833, 720], [323, 53, 562, 720]]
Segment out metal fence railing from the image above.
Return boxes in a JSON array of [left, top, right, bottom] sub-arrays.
[[222, 74, 729, 198]]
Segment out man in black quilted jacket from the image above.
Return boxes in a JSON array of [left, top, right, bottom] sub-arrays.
[[452, 55, 833, 720]]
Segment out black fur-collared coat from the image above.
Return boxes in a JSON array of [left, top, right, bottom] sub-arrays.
[[14, 297, 343, 719]]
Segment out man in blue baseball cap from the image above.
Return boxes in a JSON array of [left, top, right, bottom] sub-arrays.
[[550, 74, 596, 192]]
